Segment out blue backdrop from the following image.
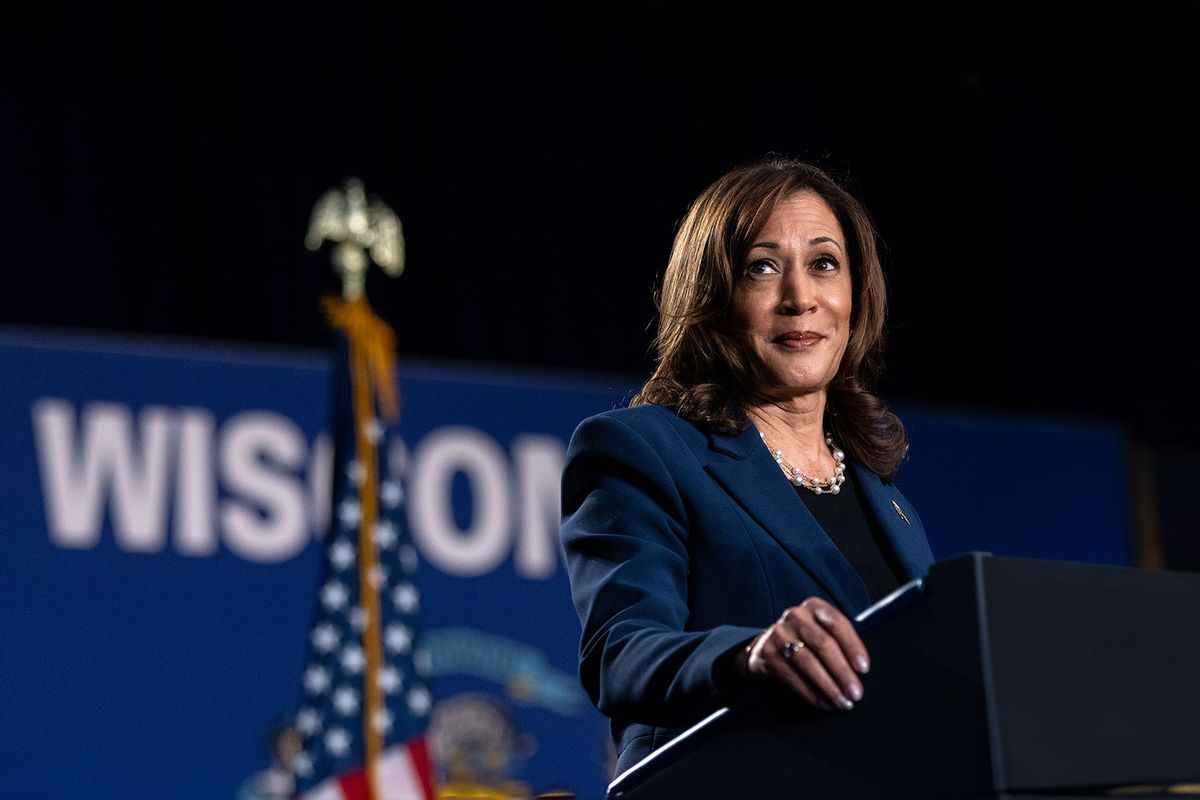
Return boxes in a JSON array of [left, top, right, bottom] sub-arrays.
[[0, 328, 1131, 799]]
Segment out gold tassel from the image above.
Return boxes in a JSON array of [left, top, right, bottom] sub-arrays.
[[322, 294, 401, 423]]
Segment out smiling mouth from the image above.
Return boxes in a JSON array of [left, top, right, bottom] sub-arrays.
[[774, 332, 823, 348]]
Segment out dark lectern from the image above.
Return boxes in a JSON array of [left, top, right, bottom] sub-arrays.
[[606, 553, 1200, 800]]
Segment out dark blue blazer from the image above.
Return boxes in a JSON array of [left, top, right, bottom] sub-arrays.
[[560, 404, 935, 778]]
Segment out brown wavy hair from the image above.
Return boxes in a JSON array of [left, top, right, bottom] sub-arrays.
[[630, 156, 908, 481]]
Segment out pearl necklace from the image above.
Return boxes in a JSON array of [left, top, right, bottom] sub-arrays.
[[759, 431, 847, 495]]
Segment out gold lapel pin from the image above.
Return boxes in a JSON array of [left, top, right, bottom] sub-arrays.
[[891, 500, 910, 526]]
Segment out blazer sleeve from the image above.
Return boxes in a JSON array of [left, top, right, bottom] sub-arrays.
[[560, 411, 761, 727]]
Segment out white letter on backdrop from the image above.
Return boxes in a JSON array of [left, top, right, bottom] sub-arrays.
[[511, 434, 566, 579], [32, 399, 174, 552], [410, 427, 510, 576], [308, 430, 332, 539], [174, 407, 217, 556], [220, 411, 308, 563]]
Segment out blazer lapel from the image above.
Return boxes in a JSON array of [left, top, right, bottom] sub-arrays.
[[851, 462, 933, 581], [703, 425, 870, 612]]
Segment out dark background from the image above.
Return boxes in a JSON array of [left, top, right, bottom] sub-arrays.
[[3, 1, 1198, 450]]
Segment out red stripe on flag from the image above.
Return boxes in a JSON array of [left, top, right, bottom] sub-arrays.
[[407, 736, 437, 800], [338, 766, 369, 800]]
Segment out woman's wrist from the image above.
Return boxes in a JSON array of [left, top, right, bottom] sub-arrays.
[[737, 639, 754, 676], [739, 631, 772, 680]]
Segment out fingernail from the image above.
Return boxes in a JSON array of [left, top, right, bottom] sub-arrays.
[[839, 696, 855, 710], [854, 655, 870, 674], [847, 682, 863, 702]]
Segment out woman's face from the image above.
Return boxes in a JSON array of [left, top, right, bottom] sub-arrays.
[[730, 191, 853, 403]]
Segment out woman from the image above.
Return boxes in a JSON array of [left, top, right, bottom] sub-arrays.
[[559, 157, 935, 780]]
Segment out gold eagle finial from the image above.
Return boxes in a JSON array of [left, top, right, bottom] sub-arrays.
[[305, 176, 405, 300]]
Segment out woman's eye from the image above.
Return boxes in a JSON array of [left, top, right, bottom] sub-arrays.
[[746, 259, 779, 276], [813, 256, 840, 272]]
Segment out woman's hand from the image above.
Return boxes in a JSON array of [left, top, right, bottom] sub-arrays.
[[743, 598, 870, 711]]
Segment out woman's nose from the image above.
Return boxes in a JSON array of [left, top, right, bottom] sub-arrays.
[[777, 272, 815, 315]]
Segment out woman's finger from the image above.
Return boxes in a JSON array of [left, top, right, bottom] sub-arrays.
[[762, 636, 832, 711], [777, 633, 864, 710], [804, 598, 871, 675], [746, 629, 832, 712], [747, 598, 873, 712], [783, 601, 867, 707]]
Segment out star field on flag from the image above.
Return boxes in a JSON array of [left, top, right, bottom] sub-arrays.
[[291, 304, 437, 800]]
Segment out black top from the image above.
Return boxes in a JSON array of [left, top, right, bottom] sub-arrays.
[[795, 467, 907, 604]]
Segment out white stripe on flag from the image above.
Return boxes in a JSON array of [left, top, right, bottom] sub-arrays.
[[378, 743, 427, 800]]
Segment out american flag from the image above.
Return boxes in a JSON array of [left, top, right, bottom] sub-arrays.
[[291, 297, 437, 800]]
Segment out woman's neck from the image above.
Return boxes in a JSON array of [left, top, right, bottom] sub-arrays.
[[745, 396, 835, 477]]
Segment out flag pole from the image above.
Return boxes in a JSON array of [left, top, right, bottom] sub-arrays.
[[323, 291, 402, 800], [308, 176, 407, 800], [348, 298, 390, 800]]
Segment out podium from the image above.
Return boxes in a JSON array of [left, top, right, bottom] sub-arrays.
[[606, 553, 1200, 799]]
